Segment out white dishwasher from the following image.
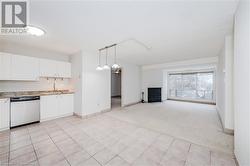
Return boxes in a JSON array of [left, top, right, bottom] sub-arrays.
[[10, 96, 40, 128]]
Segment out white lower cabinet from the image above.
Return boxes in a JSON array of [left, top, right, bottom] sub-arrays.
[[58, 94, 74, 116], [0, 98, 10, 131], [40, 94, 73, 121]]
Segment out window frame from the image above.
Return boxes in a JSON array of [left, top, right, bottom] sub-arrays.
[[167, 70, 216, 104]]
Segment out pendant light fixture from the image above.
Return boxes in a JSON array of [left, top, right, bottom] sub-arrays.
[[96, 50, 103, 71], [112, 45, 120, 69], [103, 48, 110, 70]]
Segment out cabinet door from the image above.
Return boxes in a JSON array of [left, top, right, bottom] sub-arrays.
[[11, 55, 39, 81], [59, 94, 73, 116], [40, 95, 58, 121], [0, 98, 10, 131], [64, 62, 71, 78], [56, 61, 66, 78], [0, 53, 11, 80], [39, 59, 57, 77]]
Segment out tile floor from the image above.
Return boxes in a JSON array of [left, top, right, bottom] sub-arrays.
[[0, 113, 236, 166], [107, 101, 234, 154]]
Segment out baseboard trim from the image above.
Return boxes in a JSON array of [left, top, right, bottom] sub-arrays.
[[223, 128, 234, 135], [40, 113, 73, 122], [122, 101, 141, 107], [168, 98, 216, 105], [216, 107, 234, 135], [76, 108, 112, 119], [0, 127, 10, 132]]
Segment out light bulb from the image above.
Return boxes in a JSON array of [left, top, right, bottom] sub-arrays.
[[103, 64, 110, 70], [112, 63, 120, 69], [96, 66, 103, 71]]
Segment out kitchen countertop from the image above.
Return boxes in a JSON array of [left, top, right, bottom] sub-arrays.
[[0, 90, 74, 99]]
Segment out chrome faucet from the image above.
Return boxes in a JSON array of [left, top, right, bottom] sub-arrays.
[[53, 78, 56, 91]]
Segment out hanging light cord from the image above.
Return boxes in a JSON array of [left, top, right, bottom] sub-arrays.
[[99, 50, 101, 66], [106, 48, 108, 65], [114, 45, 117, 64]]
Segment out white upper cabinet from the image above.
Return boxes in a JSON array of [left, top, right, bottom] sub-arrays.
[[0, 52, 71, 80], [39, 59, 59, 77], [0, 53, 11, 80], [11, 55, 40, 81], [40, 59, 71, 78], [57, 61, 71, 78]]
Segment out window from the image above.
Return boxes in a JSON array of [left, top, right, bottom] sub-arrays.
[[168, 71, 214, 101]]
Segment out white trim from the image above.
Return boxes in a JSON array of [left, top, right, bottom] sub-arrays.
[[40, 113, 73, 122], [142, 57, 218, 71], [0, 127, 9, 132]]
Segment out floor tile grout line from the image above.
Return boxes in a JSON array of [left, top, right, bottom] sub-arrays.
[[27, 127, 40, 166], [103, 112, 233, 155], [55, 121, 96, 165], [102, 154, 119, 166], [8, 130, 11, 165], [183, 142, 192, 166], [44, 123, 73, 166], [129, 133, 161, 166], [2, 114, 236, 166], [8, 127, 37, 165], [158, 137, 175, 166], [57, 119, 135, 166]]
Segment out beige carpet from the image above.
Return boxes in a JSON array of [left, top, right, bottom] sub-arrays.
[[106, 100, 234, 154]]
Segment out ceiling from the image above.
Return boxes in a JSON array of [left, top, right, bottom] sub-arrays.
[[0, 0, 238, 65]]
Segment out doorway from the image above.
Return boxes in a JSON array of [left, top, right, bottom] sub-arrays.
[[111, 69, 122, 109]]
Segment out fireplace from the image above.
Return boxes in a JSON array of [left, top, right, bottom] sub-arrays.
[[148, 87, 162, 102]]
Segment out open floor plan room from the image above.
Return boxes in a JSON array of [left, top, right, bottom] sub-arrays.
[[0, 104, 236, 166], [0, 0, 249, 166]]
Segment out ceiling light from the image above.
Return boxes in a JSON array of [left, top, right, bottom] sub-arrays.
[[96, 50, 103, 71], [112, 45, 120, 69], [103, 48, 110, 70], [96, 66, 103, 71], [26, 26, 45, 36], [103, 65, 110, 70], [112, 63, 120, 69]]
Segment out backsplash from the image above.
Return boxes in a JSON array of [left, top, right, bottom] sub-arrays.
[[0, 78, 72, 92]]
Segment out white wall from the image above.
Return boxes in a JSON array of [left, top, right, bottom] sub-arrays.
[[83, 52, 111, 115], [71, 51, 141, 116], [121, 62, 141, 106], [216, 35, 234, 131], [111, 72, 121, 97], [70, 51, 83, 116], [141, 69, 164, 102], [141, 57, 218, 102], [234, 0, 250, 165]]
